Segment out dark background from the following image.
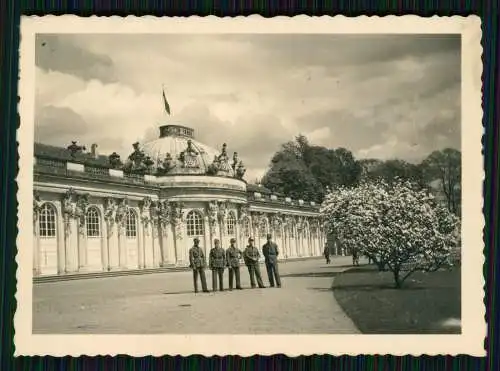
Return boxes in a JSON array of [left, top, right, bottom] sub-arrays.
[[1, 1, 498, 370]]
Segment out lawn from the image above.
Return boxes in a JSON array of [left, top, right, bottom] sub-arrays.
[[333, 264, 461, 334]]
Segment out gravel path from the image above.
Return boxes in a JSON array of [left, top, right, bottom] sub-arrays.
[[33, 257, 360, 334]]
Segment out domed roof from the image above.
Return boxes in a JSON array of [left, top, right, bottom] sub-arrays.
[[135, 124, 243, 177]]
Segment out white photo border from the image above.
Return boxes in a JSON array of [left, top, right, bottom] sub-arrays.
[[15, 15, 485, 357]]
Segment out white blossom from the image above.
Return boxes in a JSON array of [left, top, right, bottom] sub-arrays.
[[321, 180, 461, 288]]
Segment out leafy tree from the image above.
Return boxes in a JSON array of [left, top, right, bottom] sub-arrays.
[[321, 180, 460, 289], [261, 141, 322, 202], [360, 159, 426, 188], [262, 135, 361, 202], [421, 148, 461, 215]]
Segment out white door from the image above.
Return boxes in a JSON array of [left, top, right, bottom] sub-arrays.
[[38, 204, 58, 275], [85, 207, 103, 271], [125, 210, 139, 269]]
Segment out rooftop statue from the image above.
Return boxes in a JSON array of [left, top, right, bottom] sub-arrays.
[[179, 139, 200, 169], [217, 143, 233, 173], [108, 152, 123, 169], [67, 141, 86, 158], [236, 161, 246, 180]]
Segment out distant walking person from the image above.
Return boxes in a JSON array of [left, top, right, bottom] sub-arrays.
[[244, 237, 266, 288], [352, 248, 360, 266], [189, 237, 209, 293], [262, 234, 282, 288], [226, 238, 243, 290], [209, 238, 226, 292], [324, 244, 331, 264]]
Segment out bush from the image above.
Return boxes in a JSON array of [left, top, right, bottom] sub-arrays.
[[321, 180, 461, 288]]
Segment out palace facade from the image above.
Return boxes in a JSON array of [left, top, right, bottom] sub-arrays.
[[33, 124, 326, 277]]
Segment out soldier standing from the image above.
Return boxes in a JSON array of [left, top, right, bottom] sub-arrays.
[[262, 234, 282, 288], [189, 237, 209, 293], [244, 237, 265, 289], [225, 238, 243, 290], [209, 238, 226, 292]]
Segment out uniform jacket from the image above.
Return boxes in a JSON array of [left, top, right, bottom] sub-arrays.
[[189, 246, 206, 269], [226, 246, 242, 268], [244, 245, 261, 266], [209, 246, 226, 269], [262, 241, 279, 264]]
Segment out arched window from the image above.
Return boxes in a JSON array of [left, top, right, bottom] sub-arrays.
[[85, 207, 101, 237], [186, 210, 204, 237], [126, 209, 137, 238], [226, 212, 236, 235], [242, 218, 251, 237], [39, 203, 57, 237]]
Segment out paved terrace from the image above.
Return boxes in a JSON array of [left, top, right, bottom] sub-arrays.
[[33, 257, 360, 334]]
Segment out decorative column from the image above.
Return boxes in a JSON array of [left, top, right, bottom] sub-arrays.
[[33, 192, 42, 276], [206, 201, 219, 253], [149, 200, 162, 267], [158, 201, 175, 265], [115, 198, 128, 269], [237, 204, 250, 249], [76, 194, 89, 269], [140, 197, 153, 268], [100, 203, 109, 271], [104, 198, 118, 270], [217, 200, 228, 245], [62, 189, 79, 273], [170, 202, 184, 265]]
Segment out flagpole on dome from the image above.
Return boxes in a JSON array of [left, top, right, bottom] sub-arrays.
[[162, 84, 171, 117]]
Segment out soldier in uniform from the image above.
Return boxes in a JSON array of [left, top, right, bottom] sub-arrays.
[[262, 234, 282, 288], [225, 237, 243, 290], [189, 237, 209, 293], [209, 238, 226, 292], [244, 237, 265, 289]]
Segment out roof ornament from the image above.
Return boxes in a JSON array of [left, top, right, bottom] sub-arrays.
[[67, 141, 86, 158], [179, 139, 200, 169]]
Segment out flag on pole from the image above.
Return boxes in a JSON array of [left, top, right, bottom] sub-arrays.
[[162, 85, 171, 115]]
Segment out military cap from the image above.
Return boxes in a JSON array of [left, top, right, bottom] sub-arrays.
[[230, 238, 236, 243], [248, 237, 254, 242]]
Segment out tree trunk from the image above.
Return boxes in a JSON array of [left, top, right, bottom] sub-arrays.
[[393, 269, 402, 289]]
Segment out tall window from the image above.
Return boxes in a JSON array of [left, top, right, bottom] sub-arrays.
[[226, 212, 236, 235], [86, 207, 101, 237], [126, 209, 137, 238], [290, 223, 296, 238], [186, 210, 204, 237], [242, 218, 251, 238], [39, 203, 57, 237]]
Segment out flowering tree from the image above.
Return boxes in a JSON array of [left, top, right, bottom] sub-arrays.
[[321, 180, 461, 288]]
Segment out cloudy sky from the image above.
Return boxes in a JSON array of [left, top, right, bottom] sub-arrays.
[[35, 33, 461, 181]]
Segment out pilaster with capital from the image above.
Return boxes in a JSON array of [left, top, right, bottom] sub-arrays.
[[140, 197, 153, 268], [62, 189, 80, 272], [149, 200, 162, 267], [170, 201, 185, 264], [115, 198, 129, 268], [104, 197, 118, 269], [32, 191, 43, 275], [75, 194, 89, 267], [158, 200, 175, 264], [217, 200, 229, 238]]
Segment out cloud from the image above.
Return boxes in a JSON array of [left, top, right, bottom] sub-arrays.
[[36, 34, 117, 84], [34, 33, 461, 180]]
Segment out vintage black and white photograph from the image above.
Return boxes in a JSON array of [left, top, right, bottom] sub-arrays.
[[16, 16, 484, 356]]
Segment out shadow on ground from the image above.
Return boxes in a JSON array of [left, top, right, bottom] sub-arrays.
[[280, 271, 343, 278]]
